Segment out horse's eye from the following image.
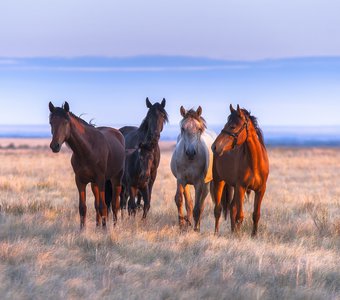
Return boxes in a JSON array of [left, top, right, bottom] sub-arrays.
[[230, 126, 236, 130]]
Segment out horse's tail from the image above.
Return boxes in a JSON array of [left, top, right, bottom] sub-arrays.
[[105, 180, 112, 213]]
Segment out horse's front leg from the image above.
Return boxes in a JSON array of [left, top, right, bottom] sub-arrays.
[[213, 180, 225, 234], [128, 186, 138, 217], [174, 181, 185, 227], [252, 186, 266, 237], [140, 186, 150, 219], [193, 182, 209, 232], [183, 185, 193, 226], [76, 177, 87, 229]]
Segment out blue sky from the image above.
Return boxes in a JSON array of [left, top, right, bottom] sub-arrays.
[[0, 1, 340, 127]]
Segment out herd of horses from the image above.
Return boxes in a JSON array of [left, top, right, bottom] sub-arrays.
[[48, 98, 269, 236]]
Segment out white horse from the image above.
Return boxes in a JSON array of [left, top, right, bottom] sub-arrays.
[[171, 106, 216, 231]]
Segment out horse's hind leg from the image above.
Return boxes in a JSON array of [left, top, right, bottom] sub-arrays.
[[136, 191, 142, 209], [91, 183, 101, 227], [193, 182, 209, 232], [76, 177, 87, 229], [93, 180, 108, 227], [175, 182, 185, 227], [183, 185, 193, 226], [252, 187, 266, 237], [111, 178, 122, 225], [231, 185, 245, 233]]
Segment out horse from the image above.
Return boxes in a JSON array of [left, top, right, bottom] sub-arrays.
[[170, 106, 216, 231], [211, 104, 269, 236], [108, 97, 168, 219], [49, 101, 125, 229], [120, 142, 155, 218]]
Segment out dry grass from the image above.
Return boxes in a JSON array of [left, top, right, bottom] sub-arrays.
[[0, 140, 340, 299]]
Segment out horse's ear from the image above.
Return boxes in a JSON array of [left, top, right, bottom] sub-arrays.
[[49, 102, 55, 112], [237, 104, 242, 116], [146, 97, 152, 108], [63, 101, 70, 112], [229, 104, 236, 113], [196, 106, 202, 116], [180, 106, 186, 117], [161, 98, 166, 108]]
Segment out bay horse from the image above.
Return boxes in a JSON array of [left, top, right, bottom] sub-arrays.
[[171, 106, 216, 231], [49, 102, 125, 229], [211, 104, 269, 236], [109, 97, 168, 219], [121, 142, 155, 218]]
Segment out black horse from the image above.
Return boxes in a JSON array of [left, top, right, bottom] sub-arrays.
[[121, 142, 155, 218], [106, 97, 168, 219]]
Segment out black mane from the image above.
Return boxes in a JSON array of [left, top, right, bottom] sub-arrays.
[[139, 102, 169, 132]]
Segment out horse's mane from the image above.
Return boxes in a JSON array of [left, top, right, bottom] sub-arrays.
[[242, 109, 265, 148], [180, 109, 207, 131], [50, 108, 95, 128], [139, 103, 169, 132]]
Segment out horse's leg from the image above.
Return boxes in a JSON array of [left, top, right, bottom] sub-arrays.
[[140, 187, 150, 219], [174, 181, 185, 227], [222, 184, 233, 220], [128, 186, 137, 217], [76, 177, 87, 229], [230, 185, 245, 232], [235, 186, 246, 231], [193, 182, 209, 232], [91, 183, 101, 227], [183, 185, 193, 226], [136, 191, 142, 209], [213, 180, 225, 234], [95, 179, 108, 227], [252, 187, 266, 237], [111, 178, 122, 226], [120, 186, 126, 220]]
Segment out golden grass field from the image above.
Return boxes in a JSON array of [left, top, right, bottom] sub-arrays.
[[0, 138, 339, 299]]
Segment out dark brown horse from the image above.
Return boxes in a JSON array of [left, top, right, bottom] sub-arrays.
[[113, 97, 168, 218], [211, 104, 269, 236], [121, 142, 155, 218], [49, 102, 125, 229]]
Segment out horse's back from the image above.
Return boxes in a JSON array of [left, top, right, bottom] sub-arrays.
[[97, 127, 125, 175], [119, 126, 139, 148]]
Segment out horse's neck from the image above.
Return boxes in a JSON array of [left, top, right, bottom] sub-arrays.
[[244, 123, 263, 173], [66, 117, 94, 159]]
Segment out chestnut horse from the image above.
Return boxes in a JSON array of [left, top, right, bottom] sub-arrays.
[[49, 102, 125, 229], [171, 106, 216, 231], [115, 97, 168, 218], [211, 104, 269, 236]]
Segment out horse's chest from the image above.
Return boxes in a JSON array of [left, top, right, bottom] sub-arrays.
[[177, 160, 205, 184]]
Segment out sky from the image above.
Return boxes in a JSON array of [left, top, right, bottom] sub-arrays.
[[0, 0, 340, 127]]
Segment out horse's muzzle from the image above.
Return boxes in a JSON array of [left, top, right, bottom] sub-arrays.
[[211, 144, 223, 157], [50, 142, 61, 153], [185, 149, 196, 160]]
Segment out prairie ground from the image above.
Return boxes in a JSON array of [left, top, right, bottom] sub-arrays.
[[0, 139, 339, 299]]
